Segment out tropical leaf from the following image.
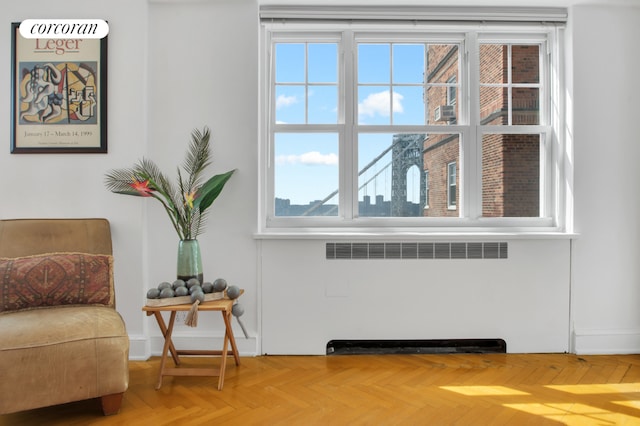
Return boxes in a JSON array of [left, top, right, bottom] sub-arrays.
[[194, 169, 236, 213], [184, 128, 211, 189]]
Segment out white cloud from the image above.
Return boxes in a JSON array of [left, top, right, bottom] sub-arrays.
[[358, 90, 404, 117], [276, 151, 338, 166], [276, 94, 298, 109]]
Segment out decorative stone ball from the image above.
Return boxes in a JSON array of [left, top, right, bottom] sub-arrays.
[[147, 288, 160, 299], [190, 290, 205, 303], [202, 282, 214, 293], [158, 281, 172, 291], [226, 285, 241, 299], [186, 278, 200, 288], [232, 303, 244, 317], [172, 279, 186, 290], [174, 286, 189, 297], [159, 288, 175, 298], [213, 278, 227, 292], [189, 285, 203, 295]]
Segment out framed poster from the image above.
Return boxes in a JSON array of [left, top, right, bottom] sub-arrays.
[[11, 22, 107, 153]]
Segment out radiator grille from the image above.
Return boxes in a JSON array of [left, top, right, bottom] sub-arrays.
[[326, 242, 508, 260]]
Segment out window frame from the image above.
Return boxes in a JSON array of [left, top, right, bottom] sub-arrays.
[[259, 20, 567, 234]]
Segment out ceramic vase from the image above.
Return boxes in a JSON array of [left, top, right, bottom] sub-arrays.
[[177, 239, 203, 284]]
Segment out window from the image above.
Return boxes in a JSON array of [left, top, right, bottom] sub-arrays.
[[448, 162, 457, 210], [260, 8, 566, 233], [424, 170, 430, 209]]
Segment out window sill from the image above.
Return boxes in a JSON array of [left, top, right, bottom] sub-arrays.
[[254, 228, 578, 241]]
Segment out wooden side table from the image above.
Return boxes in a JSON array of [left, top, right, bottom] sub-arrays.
[[142, 293, 242, 390]]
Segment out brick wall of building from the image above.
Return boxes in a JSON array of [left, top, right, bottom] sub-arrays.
[[422, 43, 541, 218]]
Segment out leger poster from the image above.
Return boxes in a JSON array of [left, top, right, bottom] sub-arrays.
[[11, 22, 107, 153]]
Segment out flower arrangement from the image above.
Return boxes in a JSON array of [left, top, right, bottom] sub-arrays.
[[105, 127, 235, 240]]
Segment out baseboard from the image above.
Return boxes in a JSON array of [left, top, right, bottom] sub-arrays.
[[128, 334, 150, 360], [573, 328, 640, 355]]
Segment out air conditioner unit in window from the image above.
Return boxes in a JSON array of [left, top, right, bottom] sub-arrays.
[[434, 105, 456, 122]]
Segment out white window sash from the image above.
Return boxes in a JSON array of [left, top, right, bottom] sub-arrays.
[[260, 19, 566, 233]]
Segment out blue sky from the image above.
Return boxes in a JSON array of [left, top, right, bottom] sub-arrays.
[[273, 42, 428, 206]]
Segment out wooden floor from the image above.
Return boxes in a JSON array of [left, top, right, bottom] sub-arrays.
[[2, 353, 640, 425]]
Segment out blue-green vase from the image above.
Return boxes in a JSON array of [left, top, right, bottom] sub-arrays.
[[177, 239, 203, 284]]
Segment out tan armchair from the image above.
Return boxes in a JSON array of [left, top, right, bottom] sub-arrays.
[[0, 218, 129, 415]]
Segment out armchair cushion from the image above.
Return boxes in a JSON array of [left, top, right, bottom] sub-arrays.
[[0, 252, 114, 314]]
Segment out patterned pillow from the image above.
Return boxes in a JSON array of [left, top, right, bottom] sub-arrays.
[[0, 252, 114, 313]]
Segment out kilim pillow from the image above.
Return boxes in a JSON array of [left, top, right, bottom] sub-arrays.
[[0, 252, 114, 313]]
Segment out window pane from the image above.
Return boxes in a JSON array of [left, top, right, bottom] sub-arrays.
[[358, 133, 427, 217], [274, 133, 339, 216], [393, 86, 425, 125], [275, 43, 304, 83], [480, 44, 541, 126], [512, 88, 539, 125], [358, 86, 393, 125], [358, 44, 390, 83], [448, 162, 457, 209], [308, 43, 337, 83], [308, 85, 337, 124], [426, 44, 459, 125], [424, 170, 430, 207], [358, 133, 461, 217], [479, 44, 505, 84], [512, 45, 539, 84], [428, 85, 459, 125], [426, 44, 459, 84], [423, 134, 460, 217], [393, 44, 424, 84], [482, 134, 540, 217], [275, 85, 305, 124], [480, 86, 507, 125]]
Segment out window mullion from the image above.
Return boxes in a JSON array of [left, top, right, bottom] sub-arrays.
[[343, 31, 355, 220], [466, 31, 481, 220]]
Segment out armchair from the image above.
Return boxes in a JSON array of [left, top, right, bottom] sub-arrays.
[[0, 218, 129, 415]]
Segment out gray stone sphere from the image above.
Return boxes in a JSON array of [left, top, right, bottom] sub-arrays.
[[172, 279, 186, 289], [147, 288, 160, 299], [202, 282, 214, 293], [226, 285, 241, 299], [232, 303, 244, 317], [174, 286, 189, 297], [159, 288, 175, 298], [158, 281, 172, 291], [213, 278, 227, 292], [190, 290, 205, 303], [186, 278, 200, 288]]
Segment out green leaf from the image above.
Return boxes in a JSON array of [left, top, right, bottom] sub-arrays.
[[194, 169, 235, 213]]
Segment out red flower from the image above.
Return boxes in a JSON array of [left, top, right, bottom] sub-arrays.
[[130, 179, 154, 197]]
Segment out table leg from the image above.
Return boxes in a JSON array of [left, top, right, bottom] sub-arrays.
[[217, 311, 232, 390], [156, 311, 177, 390], [152, 311, 180, 365], [225, 311, 241, 366]]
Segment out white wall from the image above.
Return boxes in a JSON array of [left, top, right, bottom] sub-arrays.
[[261, 238, 571, 354], [1, 0, 638, 358], [0, 0, 149, 351], [144, 0, 260, 357], [570, 4, 640, 354]]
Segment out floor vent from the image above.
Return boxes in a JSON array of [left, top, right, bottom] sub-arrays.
[[326, 242, 508, 260], [326, 339, 507, 355]]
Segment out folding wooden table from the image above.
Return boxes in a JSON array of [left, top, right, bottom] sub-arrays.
[[143, 292, 242, 390]]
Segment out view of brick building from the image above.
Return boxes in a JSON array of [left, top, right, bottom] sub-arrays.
[[423, 43, 541, 218]]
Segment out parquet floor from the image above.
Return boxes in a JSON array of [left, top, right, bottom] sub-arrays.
[[2, 353, 640, 425]]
